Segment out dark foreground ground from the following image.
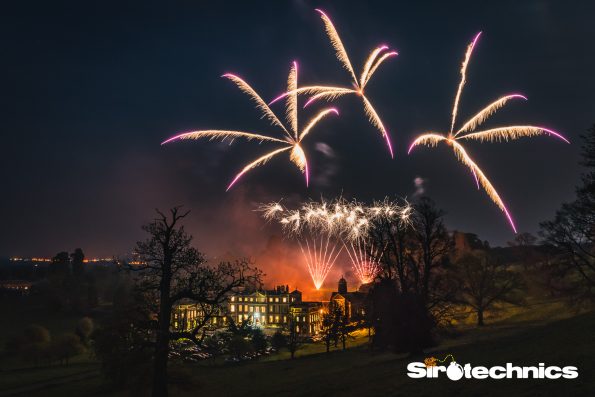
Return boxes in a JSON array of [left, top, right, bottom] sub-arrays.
[[1, 309, 593, 397]]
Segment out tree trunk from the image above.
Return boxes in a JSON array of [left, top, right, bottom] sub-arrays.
[[477, 309, 485, 326], [152, 274, 172, 397]]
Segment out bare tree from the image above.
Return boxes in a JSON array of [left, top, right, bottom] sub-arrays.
[[369, 197, 454, 305], [409, 197, 454, 303], [132, 207, 262, 397], [366, 198, 455, 351], [453, 252, 525, 326], [540, 125, 595, 303], [369, 207, 412, 290]]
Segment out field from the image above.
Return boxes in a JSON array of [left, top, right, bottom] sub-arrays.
[[0, 297, 593, 397]]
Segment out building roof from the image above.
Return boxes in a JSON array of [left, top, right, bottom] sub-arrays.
[[331, 291, 366, 305]]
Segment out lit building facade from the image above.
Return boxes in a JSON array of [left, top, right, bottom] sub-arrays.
[[171, 300, 226, 331], [172, 285, 323, 335], [330, 276, 366, 321]]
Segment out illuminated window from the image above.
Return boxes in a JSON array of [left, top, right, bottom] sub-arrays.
[[238, 304, 242, 312], [261, 307, 266, 313], [292, 297, 295, 302], [283, 316, 287, 323], [249, 306, 254, 312], [239, 297, 243, 302], [230, 296, 235, 302], [269, 315, 273, 322], [275, 315, 280, 323], [255, 306, 259, 313], [269, 297, 273, 302], [283, 297, 287, 303], [230, 304, 235, 312], [275, 297, 279, 302]]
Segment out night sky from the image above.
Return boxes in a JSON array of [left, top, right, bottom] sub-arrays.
[[1, 0, 594, 264]]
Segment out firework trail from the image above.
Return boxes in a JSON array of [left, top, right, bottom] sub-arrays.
[[270, 9, 398, 157], [259, 197, 413, 289], [301, 233, 343, 290], [162, 62, 339, 190], [344, 238, 382, 285], [408, 32, 569, 233]]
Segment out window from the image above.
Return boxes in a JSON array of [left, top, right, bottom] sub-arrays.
[[269, 297, 273, 302], [283, 316, 287, 323], [292, 297, 295, 302], [269, 315, 273, 323], [262, 307, 266, 313], [275, 297, 279, 302], [275, 315, 279, 323], [283, 297, 287, 303], [230, 304, 235, 312], [239, 297, 243, 302], [238, 304, 242, 312], [230, 296, 235, 302], [249, 306, 254, 312]]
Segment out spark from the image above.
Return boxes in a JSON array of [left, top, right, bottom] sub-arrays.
[[259, 197, 414, 290], [344, 238, 382, 285], [408, 32, 569, 232], [162, 63, 338, 190], [301, 234, 343, 290], [260, 197, 413, 242], [269, 10, 398, 157]]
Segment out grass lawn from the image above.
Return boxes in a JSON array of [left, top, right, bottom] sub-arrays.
[[166, 310, 594, 397], [1, 308, 592, 397]]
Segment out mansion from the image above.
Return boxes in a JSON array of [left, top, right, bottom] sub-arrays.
[[172, 278, 366, 336]]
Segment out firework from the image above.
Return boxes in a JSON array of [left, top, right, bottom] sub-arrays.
[[260, 197, 413, 241], [300, 233, 343, 290], [408, 32, 569, 233], [344, 238, 382, 285], [259, 197, 413, 289], [162, 62, 339, 190], [270, 9, 398, 158]]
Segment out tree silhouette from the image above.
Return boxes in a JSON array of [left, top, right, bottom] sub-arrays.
[[71, 248, 85, 278], [132, 207, 262, 397], [452, 252, 525, 326], [541, 124, 595, 303]]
